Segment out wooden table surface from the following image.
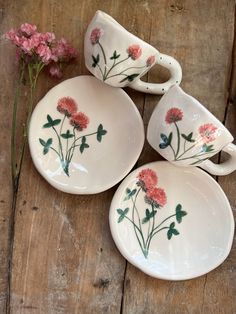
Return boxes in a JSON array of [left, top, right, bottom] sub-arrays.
[[0, 1, 236, 313]]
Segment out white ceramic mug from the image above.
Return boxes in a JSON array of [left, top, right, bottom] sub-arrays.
[[84, 10, 182, 95], [147, 85, 236, 175]]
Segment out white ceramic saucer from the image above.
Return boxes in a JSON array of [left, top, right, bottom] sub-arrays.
[[29, 76, 144, 194], [109, 161, 234, 280]]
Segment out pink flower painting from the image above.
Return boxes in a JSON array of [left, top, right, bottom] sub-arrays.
[[117, 167, 187, 258], [159, 107, 217, 165], [165, 108, 183, 124], [198, 123, 217, 143]]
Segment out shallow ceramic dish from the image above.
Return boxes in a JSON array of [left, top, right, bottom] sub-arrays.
[[29, 75, 144, 194], [109, 161, 234, 280]]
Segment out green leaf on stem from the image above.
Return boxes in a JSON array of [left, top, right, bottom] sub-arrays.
[[61, 130, 74, 139], [92, 54, 100, 67], [43, 114, 61, 128], [124, 188, 137, 201], [175, 203, 187, 223], [201, 143, 214, 153], [117, 207, 129, 223], [97, 124, 107, 142], [119, 73, 140, 83], [181, 132, 195, 142], [142, 208, 157, 224], [39, 137, 53, 155], [159, 132, 172, 149], [80, 136, 89, 153], [110, 50, 120, 60], [167, 221, 180, 240]]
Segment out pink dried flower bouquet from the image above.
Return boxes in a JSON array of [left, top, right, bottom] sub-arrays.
[[4, 22, 78, 188]]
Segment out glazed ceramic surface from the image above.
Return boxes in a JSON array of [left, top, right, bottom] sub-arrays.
[[147, 85, 236, 175], [84, 10, 182, 94], [109, 161, 234, 280], [29, 75, 144, 194]]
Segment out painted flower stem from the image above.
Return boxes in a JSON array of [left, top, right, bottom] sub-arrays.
[[148, 227, 169, 240], [175, 142, 197, 160], [150, 213, 176, 236], [104, 56, 130, 80], [123, 215, 148, 258], [169, 144, 176, 160], [131, 188, 146, 253], [52, 126, 64, 161], [98, 42, 107, 76], [176, 150, 216, 162], [174, 122, 181, 158], [106, 65, 146, 80]]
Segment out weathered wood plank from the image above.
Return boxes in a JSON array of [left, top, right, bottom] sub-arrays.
[[8, 1, 149, 313], [123, 1, 236, 314]]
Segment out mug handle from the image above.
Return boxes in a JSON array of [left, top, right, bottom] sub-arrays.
[[129, 53, 182, 94], [199, 143, 236, 175]]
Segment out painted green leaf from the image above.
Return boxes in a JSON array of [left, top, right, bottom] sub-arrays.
[[159, 142, 168, 149], [52, 119, 61, 126], [97, 124, 107, 142], [124, 188, 137, 201], [170, 222, 175, 229], [126, 188, 131, 194], [43, 115, 61, 128], [61, 130, 74, 139], [202, 143, 215, 153], [167, 229, 173, 240], [110, 50, 120, 60], [176, 210, 187, 223], [181, 132, 195, 142], [168, 132, 173, 145], [117, 209, 124, 215], [172, 229, 180, 236], [117, 208, 128, 223], [118, 215, 125, 223], [142, 208, 157, 224], [80, 142, 89, 153], [47, 115, 53, 123], [92, 54, 100, 67], [149, 210, 157, 218], [123, 207, 129, 215], [82, 136, 86, 144], [176, 204, 182, 212], [119, 73, 139, 83], [40, 138, 52, 155], [161, 133, 169, 144], [159, 133, 171, 149], [39, 138, 46, 146]]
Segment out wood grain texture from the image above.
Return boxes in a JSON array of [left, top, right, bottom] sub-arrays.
[[0, 0, 235, 313], [123, 1, 236, 314]]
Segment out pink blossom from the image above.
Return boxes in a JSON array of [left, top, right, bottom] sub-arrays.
[[70, 112, 89, 131], [146, 55, 155, 67], [57, 97, 78, 117], [52, 38, 78, 61], [41, 32, 56, 43], [145, 187, 167, 208], [36, 44, 52, 63], [137, 168, 158, 191], [49, 64, 62, 78], [127, 44, 142, 60], [20, 23, 37, 36], [165, 108, 183, 124], [4, 29, 23, 46], [90, 28, 104, 45], [198, 123, 217, 143]]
